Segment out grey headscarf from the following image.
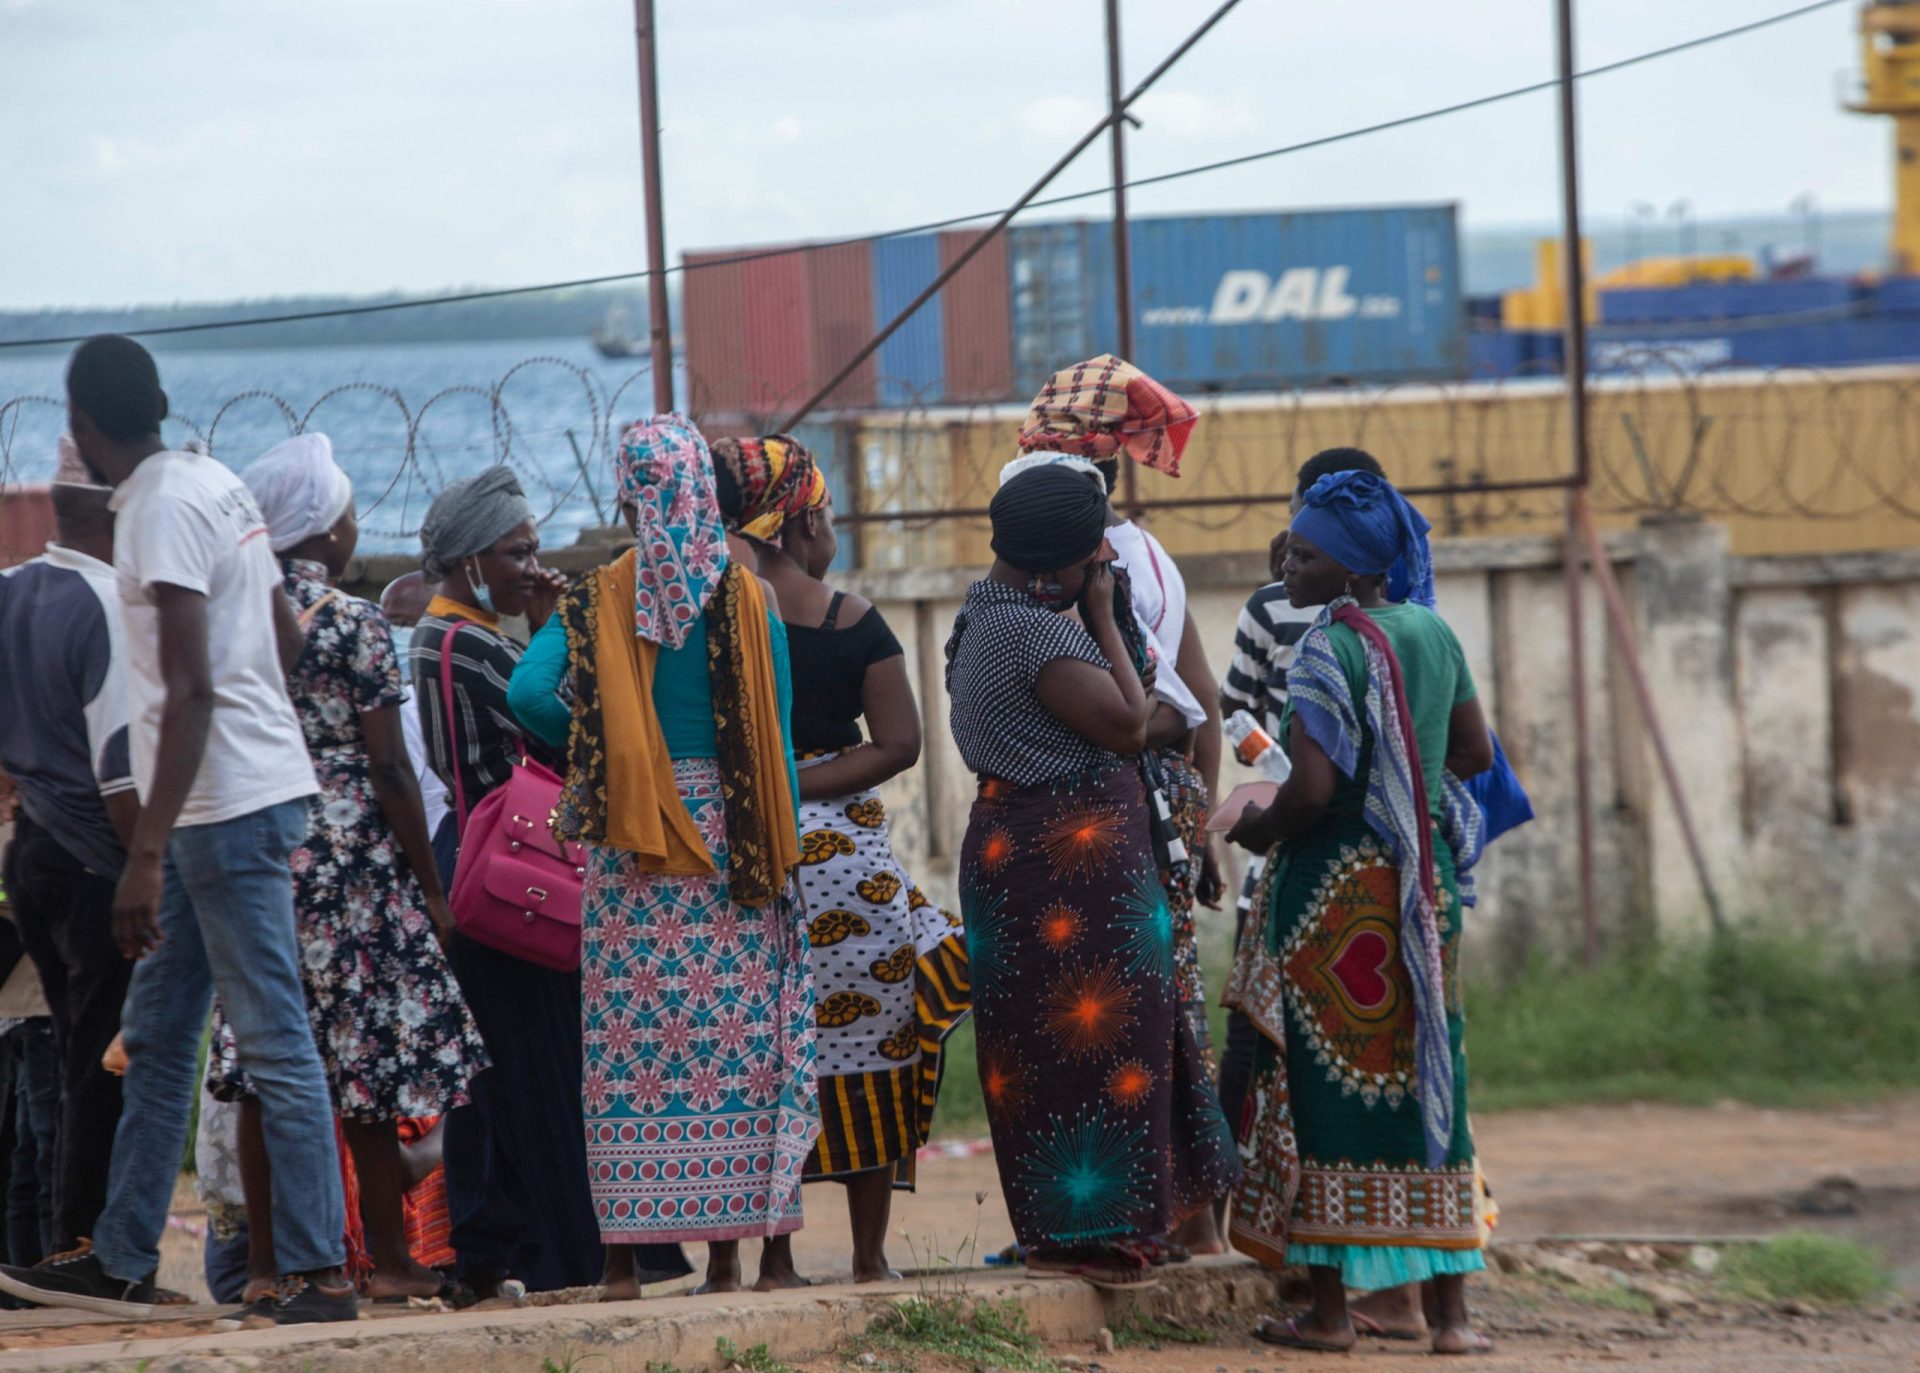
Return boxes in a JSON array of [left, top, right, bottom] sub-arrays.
[[419, 465, 534, 580]]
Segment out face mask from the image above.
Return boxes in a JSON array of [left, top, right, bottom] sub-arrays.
[[389, 626, 414, 663], [467, 558, 495, 615]]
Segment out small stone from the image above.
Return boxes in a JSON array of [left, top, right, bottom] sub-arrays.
[[1097, 1327, 1116, 1354], [1687, 1245, 1721, 1275], [858, 1356, 880, 1368], [1777, 1299, 1816, 1318]]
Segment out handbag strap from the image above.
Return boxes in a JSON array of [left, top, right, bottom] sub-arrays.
[[438, 620, 470, 838]]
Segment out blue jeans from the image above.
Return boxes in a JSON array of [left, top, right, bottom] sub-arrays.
[[92, 799, 345, 1282]]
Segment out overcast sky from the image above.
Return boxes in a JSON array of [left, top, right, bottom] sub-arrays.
[[0, 0, 1883, 311]]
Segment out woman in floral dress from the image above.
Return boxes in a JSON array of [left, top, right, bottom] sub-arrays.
[[210, 435, 488, 1303]]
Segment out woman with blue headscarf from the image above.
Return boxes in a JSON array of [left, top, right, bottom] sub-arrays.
[[1222, 471, 1496, 1356]]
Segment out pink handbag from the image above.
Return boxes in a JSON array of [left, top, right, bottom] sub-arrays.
[[439, 621, 585, 972]]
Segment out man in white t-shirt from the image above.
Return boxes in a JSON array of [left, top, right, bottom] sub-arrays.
[[0, 337, 352, 1325]]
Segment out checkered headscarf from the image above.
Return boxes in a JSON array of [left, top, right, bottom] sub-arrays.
[[1017, 353, 1199, 478]]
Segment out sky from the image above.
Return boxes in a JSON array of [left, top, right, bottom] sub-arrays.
[[0, 0, 1887, 311]]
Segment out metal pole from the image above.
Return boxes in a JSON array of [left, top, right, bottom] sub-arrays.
[[1554, 0, 1600, 956], [1106, 0, 1141, 518], [1556, 0, 1592, 487], [778, 0, 1245, 430], [633, 0, 675, 415], [1562, 489, 1599, 964]]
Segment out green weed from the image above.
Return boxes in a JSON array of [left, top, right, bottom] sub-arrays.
[[860, 1295, 1056, 1372], [716, 1338, 796, 1373], [1718, 1234, 1893, 1306], [1560, 1283, 1657, 1316], [1458, 927, 1920, 1112], [1109, 1304, 1217, 1348]]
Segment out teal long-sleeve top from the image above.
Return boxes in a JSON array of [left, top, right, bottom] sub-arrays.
[[506, 608, 802, 829]]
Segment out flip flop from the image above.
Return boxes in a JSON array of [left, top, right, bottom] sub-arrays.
[[1351, 1311, 1425, 1342], [1433, 1333, 1496, 1357], [1026, 1253, 1160, 1291], [1251, 1315, 1353, 1353]]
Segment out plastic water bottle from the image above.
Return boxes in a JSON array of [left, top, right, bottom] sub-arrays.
[[1225, 710, 1292, 784]]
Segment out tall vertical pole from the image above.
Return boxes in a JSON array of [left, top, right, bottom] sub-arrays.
[[1105, 0, 1140, 517], [633, 0, 675, 415], [1555, 0, 1599, 956]]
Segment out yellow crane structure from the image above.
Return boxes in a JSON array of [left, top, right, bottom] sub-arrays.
[[1849, 0, 1920, 272]]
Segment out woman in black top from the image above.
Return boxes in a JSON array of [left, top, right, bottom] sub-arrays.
[[744, 455, 970, 1285]]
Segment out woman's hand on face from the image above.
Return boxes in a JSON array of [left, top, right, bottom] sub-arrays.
[[526, 567, 568, 629], [1081, 560, 1117, 628]]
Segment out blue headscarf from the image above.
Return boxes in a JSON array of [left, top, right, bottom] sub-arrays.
[[1291, 470, 1436, 610]]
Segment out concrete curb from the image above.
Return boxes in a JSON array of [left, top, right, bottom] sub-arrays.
[[0, 1258, 1292, 1373]]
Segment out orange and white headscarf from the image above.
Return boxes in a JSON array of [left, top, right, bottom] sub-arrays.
[[1016, 353, 1198, 478]]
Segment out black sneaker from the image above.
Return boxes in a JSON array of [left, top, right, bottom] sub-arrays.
[[0, 1243, 156, 1318], [264, 1272, 359, 1325]]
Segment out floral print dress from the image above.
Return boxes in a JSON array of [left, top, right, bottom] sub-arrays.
[[209, 559, 488, 1122]]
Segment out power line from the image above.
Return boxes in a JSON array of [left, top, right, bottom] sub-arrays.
[[0, 0, 1849, 353]]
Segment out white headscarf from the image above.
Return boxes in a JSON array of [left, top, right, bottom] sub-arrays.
[[997, 450, 1106, 489], [241, 434, 354, 554]]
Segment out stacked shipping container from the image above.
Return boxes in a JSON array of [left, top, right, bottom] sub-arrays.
[[680, 205, 1467, 415]]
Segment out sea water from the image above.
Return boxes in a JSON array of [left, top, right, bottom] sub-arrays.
[[0, 338, 685, 553]]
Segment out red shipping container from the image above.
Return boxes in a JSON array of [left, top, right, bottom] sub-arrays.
[[804, 241, 877, 411], [682, 250, 754, 417], [742, 252, 811, 417], [938, 230, 1015, 403]]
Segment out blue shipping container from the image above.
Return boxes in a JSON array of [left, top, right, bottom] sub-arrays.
[[871, 236, 945, 407], [1010, 208, 1465, 393]]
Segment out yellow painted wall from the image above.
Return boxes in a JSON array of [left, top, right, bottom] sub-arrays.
[[850, 367, 1920, 567]]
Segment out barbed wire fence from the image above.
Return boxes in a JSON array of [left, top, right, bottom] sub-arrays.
[[6, 349, 1920, 571]]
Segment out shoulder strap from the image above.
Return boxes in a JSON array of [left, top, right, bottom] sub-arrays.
[[1140, 535, 1169, 634], [821, 589, 846, 631], [296, 587, 346, 630], [438, 620, 469, 836]]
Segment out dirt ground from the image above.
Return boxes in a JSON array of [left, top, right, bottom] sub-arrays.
[[3, 1096, 1916, 1366]]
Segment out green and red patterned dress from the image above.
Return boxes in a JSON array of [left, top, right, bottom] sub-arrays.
[[1226, 600, 1489, 1290]]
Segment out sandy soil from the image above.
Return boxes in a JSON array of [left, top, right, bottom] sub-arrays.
[[3, 1096, 1914, 1365]]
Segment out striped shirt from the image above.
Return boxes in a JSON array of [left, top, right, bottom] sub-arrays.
[[1220, 582, 1316, 913], [1220, 582, 1318, 738], [410, 609, 536, 822]]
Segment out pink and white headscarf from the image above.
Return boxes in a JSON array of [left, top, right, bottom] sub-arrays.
[[615, 414, 730, 650]]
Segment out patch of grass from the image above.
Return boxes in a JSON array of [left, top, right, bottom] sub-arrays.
[[859, 1296, 1057, 1372], [1467, 928, 1920, 1112], [717, 1340, 797, 1373], [1718, 1234, 1893, 1306], [1110, 1304, 1217, 1348], [1559, 1283, 1657, 1316]]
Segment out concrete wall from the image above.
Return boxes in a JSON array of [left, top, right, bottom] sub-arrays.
[[344, 518, 1920, 971], [830, 521, 1920, 971]]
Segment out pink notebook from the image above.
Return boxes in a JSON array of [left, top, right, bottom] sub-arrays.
[[1206, 781, 1278, 833]]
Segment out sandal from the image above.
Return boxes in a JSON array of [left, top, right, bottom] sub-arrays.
[[1351, 1310, 1424, 1342], [1433, 1332, 1496, 1357], [1251, 1314, 1353, 1353], [1027, 1247, 1158, 1291], [1126, 1237, 1192, 1267]]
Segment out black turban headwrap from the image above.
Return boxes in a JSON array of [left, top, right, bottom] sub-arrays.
[[989, 464, 1109, 571]]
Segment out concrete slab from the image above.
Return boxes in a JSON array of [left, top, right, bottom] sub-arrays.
[[0, 1258, 1288, 1372]]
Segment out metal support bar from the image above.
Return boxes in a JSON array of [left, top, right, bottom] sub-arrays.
[[632, 0, 675, 415], [1106, 0, 1141, 518], [830, 473, 1582, 527], [778, 0, 1245, 431], [1573, 490, 1728, 934], [1555, 0, 1592, 487], [1562, 489, 1599, 964]]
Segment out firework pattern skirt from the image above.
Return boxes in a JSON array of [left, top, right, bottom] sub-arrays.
[[960, 763, 1240, 1252]]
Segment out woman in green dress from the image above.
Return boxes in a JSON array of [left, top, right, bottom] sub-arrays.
[[1224, 470, 1495, 1356]]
